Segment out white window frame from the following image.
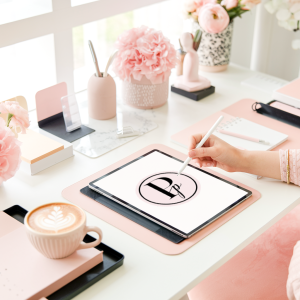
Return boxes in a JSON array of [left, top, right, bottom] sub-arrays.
[[0, 0, 165, 97]]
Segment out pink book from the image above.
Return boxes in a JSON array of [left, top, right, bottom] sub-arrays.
[[0, 212, 103, 300], [272, 77, 300, 108]]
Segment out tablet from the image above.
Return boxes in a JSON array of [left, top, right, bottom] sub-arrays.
[[89, 150, 252, 238]]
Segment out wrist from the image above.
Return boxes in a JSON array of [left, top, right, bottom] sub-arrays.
[[237, 150, 253, 173]]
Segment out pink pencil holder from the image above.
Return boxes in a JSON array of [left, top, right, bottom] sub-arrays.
[[87, 73, 116, 120]]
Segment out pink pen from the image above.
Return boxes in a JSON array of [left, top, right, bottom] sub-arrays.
[[218, 129, 269, 145]]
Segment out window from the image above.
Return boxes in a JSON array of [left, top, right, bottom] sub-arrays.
[[0, 0, 52, 25], [0, 35, 56, 110], [73, 0, 184, 92]]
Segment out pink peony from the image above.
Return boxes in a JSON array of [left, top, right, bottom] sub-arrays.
[[199, 4, 230, 34], [0, 101, 29, 134], [113, 26, 177, 84], [221, 0, 239, 10], [0, 118, 22, 184], [195, 0, 217, 10]]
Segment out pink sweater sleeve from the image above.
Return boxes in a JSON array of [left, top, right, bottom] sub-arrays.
[[279, 149, 300, 186]]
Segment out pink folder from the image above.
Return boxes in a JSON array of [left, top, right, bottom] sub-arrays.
[[0, 212, 103, 300]]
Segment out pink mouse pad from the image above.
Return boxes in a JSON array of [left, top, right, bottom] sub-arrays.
[[62, 144, 261, 255]]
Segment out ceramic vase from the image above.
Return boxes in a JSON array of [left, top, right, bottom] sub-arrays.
[[198, 22, 234, 72], [87, 73, 116, 120], [122, 76, 169, 109]]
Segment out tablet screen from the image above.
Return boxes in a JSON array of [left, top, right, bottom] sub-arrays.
[[89, 150, 251, 237]]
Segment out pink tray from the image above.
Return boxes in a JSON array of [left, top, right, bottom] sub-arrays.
[[62, 144, 261, 255]]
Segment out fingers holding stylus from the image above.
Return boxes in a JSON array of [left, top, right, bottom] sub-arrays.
[[188, 146, 217, 159], [189, 133, 213, 150]]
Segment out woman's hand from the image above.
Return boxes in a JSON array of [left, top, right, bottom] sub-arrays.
[[188, 133, 281, 179], [188, 134, 244, 172]]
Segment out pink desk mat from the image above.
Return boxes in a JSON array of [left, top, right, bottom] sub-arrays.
[[0, 213, 103, 300], [62, 144, 261, 255], [171, 98, 300, 150]]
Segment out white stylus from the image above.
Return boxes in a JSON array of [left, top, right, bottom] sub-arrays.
[[177, 115, 224, 176]]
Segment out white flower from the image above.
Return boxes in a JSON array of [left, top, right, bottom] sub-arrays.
[[265, 1, 277, 13], [278, 19, 298, 30], [294, 10, 300, 19], [272, 0, 284, 9], [292, 39, 300, 50], [276, 8, 291, 20]]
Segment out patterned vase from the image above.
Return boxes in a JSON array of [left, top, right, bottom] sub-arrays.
[[122, 76, 169, 109], [198, 22, 234, 72]]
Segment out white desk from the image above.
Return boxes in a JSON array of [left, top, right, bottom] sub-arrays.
[[1, 64, 300, 300]]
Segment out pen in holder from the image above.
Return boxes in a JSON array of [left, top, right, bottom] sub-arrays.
[[87, 73, 116, 120]]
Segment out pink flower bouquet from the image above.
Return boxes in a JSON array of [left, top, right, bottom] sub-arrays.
[[0, 100, 30, 184], [113, 26, 177, 84], [0, 101, 30, 134], [183, 0, 261, 33], [0, 118, 22, 184]]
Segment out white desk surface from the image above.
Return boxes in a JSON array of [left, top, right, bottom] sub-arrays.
[[1, 64, 300, 300]]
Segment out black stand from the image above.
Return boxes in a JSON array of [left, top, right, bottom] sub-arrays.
[[171, 85, 215, 101]]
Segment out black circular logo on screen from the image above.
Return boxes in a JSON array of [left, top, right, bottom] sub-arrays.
[[137, 172, 200, 205]]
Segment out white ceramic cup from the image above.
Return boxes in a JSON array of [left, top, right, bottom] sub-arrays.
[[25, 202, 103, 259]]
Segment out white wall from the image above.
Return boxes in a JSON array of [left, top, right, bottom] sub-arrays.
[[230, 4, 300, 81]]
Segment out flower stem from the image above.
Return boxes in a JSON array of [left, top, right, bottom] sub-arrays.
[[6, 113, 13, 127]]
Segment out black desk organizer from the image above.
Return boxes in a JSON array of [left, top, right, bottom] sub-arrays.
[[3, 205, 124, 300], [81, 186, 185, 244], [38, 112, 95, 143], [171, 85, 215, 101], [252, 101, 300, 129]]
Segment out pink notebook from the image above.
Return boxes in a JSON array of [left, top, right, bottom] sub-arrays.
[[0, 212, 103, 300], [273, 77, 300, 108]]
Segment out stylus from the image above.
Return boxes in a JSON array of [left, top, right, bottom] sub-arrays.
[[88, 40, 101, 77], [177, 115, 224, 176], [218, 129, 269, 144]]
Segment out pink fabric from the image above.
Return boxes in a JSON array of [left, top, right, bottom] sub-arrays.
[[287, 242, 300, 300], [279, 149, 300, 186], [188, 203, 300, 300]]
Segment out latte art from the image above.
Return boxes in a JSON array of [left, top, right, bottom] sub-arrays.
[[28, 203, 84, 234], [35, 206, 76, 233]]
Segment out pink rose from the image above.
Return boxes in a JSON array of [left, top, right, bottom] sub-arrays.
[[184, 0, 197, 12], [221, 0, 238, 9], [199, 4, 230, 34], [241, 0, 261, 9], [0, 118, 21, 184], [0, 101, 29, 134], [195, 0, 217, 10]]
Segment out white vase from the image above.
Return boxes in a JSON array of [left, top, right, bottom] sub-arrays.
[[198, 22, 234, 72], [122, 76, 169, 109]]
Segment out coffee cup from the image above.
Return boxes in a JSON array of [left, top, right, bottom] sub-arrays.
[[25, 202, 103, 259]]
